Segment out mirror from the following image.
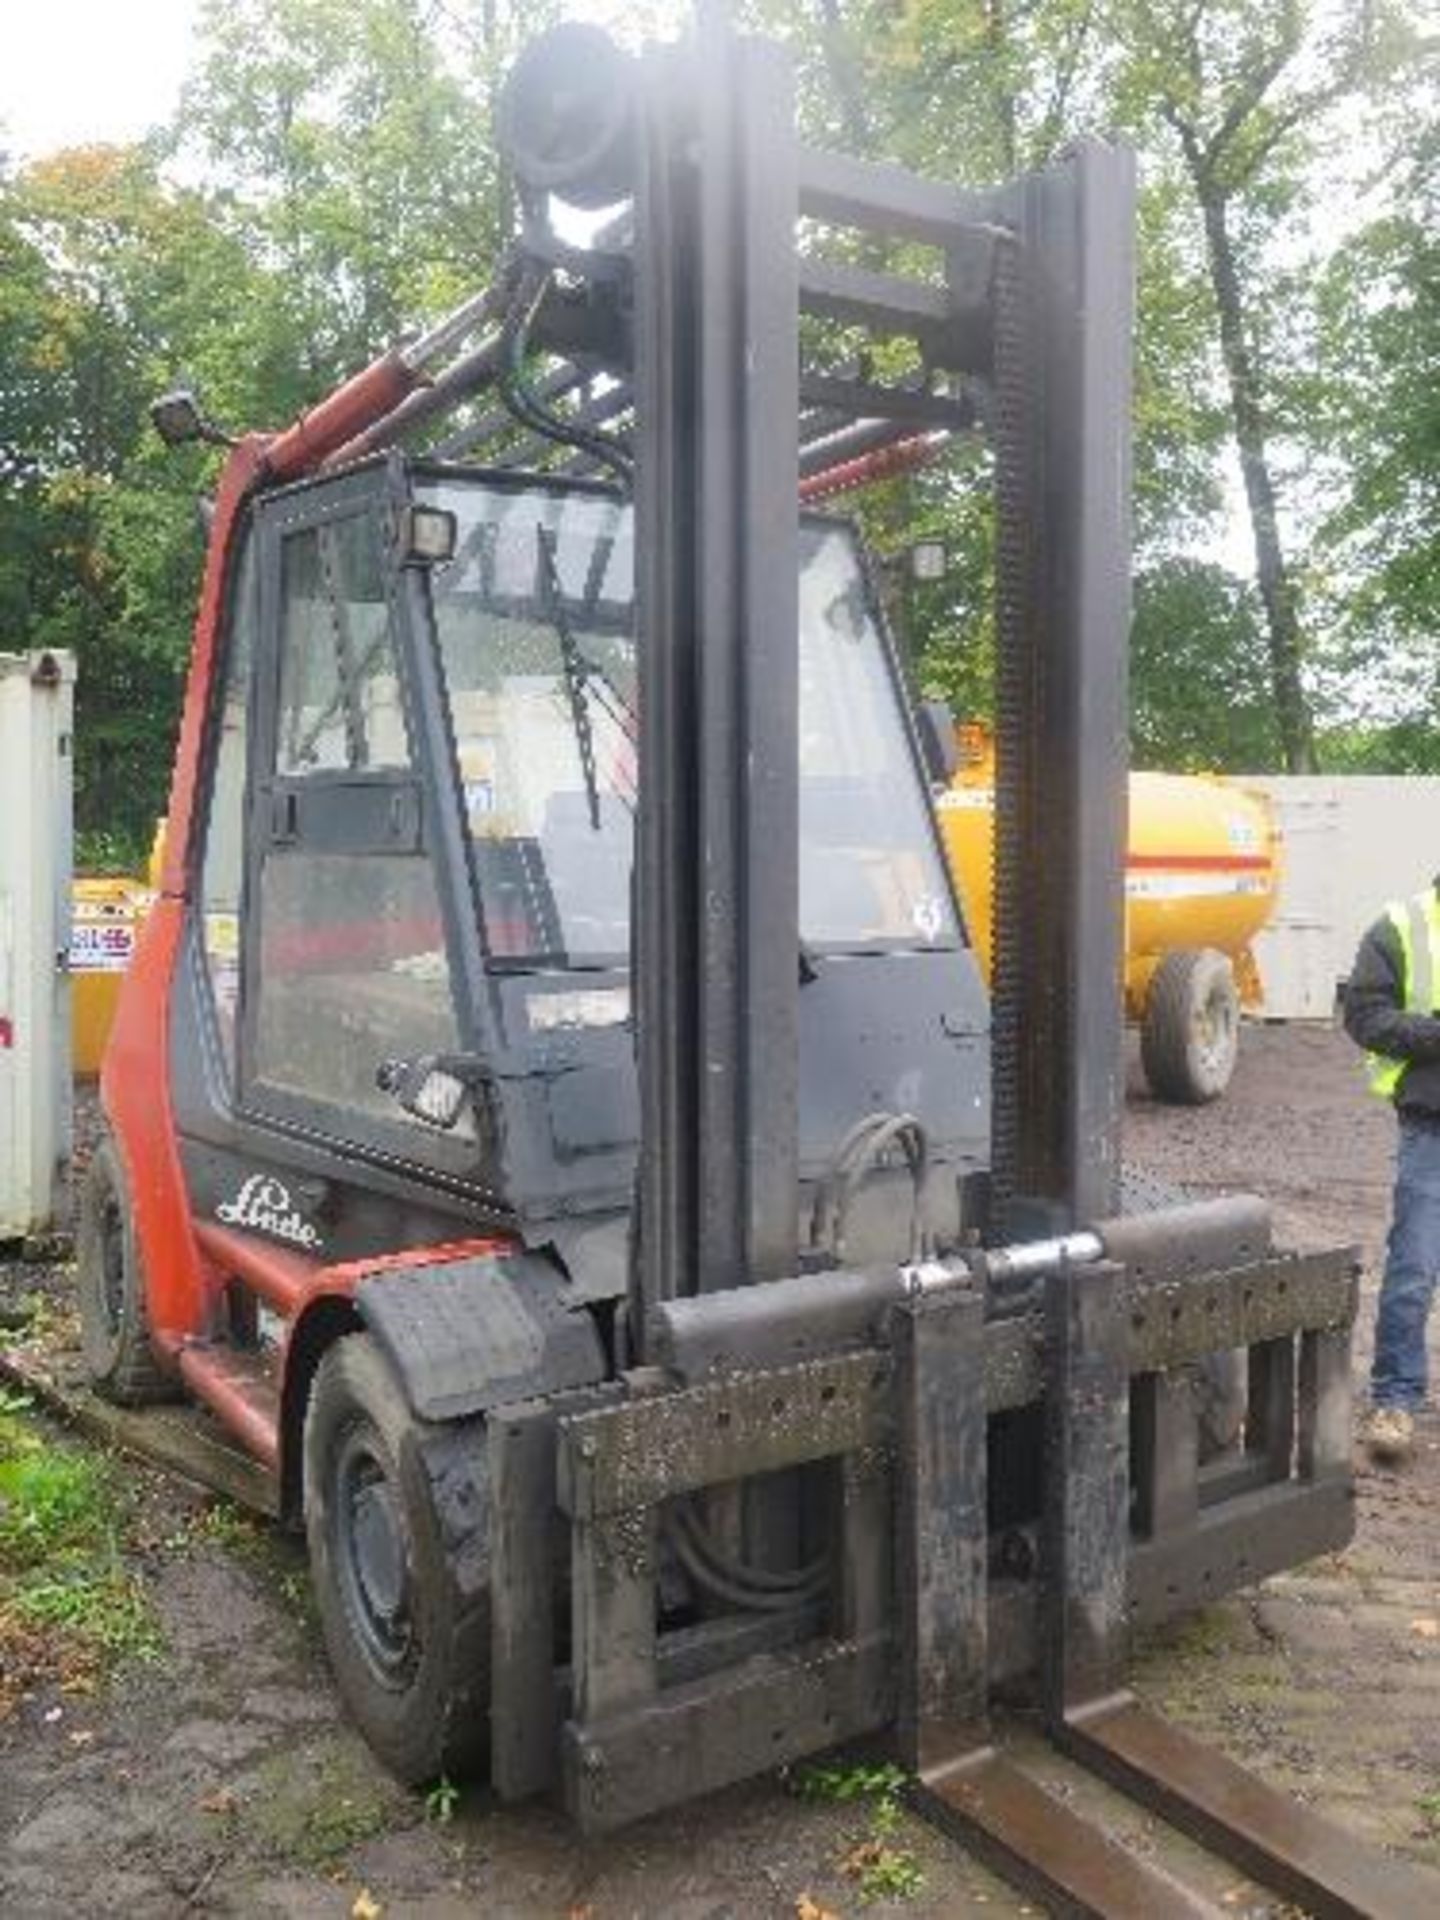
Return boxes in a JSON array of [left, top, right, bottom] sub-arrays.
[[150, 387, 234, 449], [375, 1053, 484, 1131]]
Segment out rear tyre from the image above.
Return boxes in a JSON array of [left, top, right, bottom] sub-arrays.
[[76, 1137, 174, 1405], [304, 1333, 490, 1785], [1141, 948, 1240, 1105]]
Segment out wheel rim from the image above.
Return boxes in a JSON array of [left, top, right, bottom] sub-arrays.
[[1193, 984, 1237, 1079], [97, 1195, 126, 1338], [331, 1425, 417, 1684]]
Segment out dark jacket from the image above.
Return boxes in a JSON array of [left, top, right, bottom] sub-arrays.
[[1343, 879, 1440, 1118]]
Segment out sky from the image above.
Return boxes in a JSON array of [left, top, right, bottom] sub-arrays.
[[0, 0, 676, 159], [1, 0, 203, 161]]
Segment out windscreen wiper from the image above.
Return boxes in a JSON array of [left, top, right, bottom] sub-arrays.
[[536, 524, 604, 831]]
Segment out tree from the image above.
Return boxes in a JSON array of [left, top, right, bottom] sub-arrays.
[[757, 2, 1235, 750], [763, 0, 1432, 777], [0, 147, 275, 858], [176, 0, 544, 390], [1130, 557, 1278, 769], [0, 0, 553, 860], [1103, 0, 1416, 772], [1307, 123, 1439, 766]]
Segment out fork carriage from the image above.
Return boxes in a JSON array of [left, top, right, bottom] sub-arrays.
[[479, 1202, 1356, 1830]]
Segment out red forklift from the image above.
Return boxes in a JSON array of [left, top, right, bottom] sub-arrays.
[[76, 13, 1429, 1912]]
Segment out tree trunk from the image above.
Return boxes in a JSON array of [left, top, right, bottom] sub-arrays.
[[815, 0, 876, 157], [1193, 176, 1316, 772]]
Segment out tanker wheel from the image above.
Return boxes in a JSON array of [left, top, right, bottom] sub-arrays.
[[76, 1137, 175, 1405], [1140, 947, 1240, 1105], [304, 1333, 491, 1785]]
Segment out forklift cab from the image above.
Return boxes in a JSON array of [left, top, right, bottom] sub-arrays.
[[184, 456, 989, 1279]]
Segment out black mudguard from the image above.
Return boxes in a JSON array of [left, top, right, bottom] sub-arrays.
[[356, 1250, 606, 1422]]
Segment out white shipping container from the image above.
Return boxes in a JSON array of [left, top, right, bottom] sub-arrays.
[[1235, 775, 1440, 1021], [0, 650, 74, 1240]]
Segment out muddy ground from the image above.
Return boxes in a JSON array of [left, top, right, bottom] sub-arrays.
[[2, 1025, 1438, 1918]]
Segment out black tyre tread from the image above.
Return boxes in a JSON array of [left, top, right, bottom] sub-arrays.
[[1141, 947, 1239, 1106], [76, 1137, 174, 1406], [304, 1333, 490, 1786]]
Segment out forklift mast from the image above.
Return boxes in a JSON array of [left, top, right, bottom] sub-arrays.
[[621, 11, 1132, 1301], [83, 11, 1435, 1912]]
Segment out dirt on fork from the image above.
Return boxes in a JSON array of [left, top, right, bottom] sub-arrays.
[[2, 1030, 1438, 1919]]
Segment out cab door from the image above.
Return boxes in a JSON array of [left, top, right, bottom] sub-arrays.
[[236, 465, 483, 1180]]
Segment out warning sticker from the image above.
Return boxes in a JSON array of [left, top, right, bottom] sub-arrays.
[[69, 922, 135, 974]]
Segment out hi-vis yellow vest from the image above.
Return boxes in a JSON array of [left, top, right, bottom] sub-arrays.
[[1369, 889, 1440, 1097]]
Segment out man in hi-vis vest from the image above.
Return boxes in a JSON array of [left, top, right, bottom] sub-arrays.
[[1343, 877, 1440, 1465]]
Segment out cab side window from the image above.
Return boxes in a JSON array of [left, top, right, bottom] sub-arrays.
[[276, 516, 409, 774]]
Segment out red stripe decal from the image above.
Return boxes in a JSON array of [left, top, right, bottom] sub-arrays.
[[1126, 852, 1270, 873]]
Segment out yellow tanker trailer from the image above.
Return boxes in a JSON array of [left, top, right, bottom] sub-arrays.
[[936, 731, 1278, 1103]]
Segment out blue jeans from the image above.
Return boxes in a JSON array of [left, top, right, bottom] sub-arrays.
[[1373, 1117, 1440, 1410]]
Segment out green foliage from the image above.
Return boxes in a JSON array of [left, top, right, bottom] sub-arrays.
[[0, 144, 245, 846], [1130, 557, 1279, 770], [852, 1841, 927, 1901], [0, 1414, 164, 1690], [794, 1759, 908, 1805], [177, 0, 528, 380], [75, 824, 153, 877], [792, 1760, 926, 1902], [2, 0, 539, 852], [1310, 126, 1439, 685], [0, 1443, 113, 1568], [13, 1568, 163, 1662], [1316, 715, 1440, 777], [424, 1773, 461, 1824]]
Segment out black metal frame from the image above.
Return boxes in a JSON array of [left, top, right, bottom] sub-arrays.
[[490, 1234, 1357, 1832]]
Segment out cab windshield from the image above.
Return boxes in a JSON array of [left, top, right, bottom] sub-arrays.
[[419, 475, 957, 967]]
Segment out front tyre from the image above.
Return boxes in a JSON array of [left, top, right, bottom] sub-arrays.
[[76, 1137, 174, 1405], [304, 1333, 490, 1784]]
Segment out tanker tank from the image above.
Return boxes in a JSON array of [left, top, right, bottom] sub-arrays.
[[935, 729, 1279, 1103]]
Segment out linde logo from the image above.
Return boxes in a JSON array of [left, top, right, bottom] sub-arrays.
[[216, 1173, 323, 1250]]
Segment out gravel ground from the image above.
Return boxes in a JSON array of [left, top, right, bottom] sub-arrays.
[[2, 1027, 1438, 1918]]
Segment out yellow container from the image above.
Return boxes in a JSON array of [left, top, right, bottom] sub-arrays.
[[934, 729, 1279, 1017], [70, 876, 155, 1076]]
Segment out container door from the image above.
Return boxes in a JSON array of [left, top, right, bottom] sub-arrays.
[[1249, 779, 1342, 1019]]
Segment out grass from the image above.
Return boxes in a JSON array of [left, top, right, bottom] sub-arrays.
[[0, 1399, 163, 1711], [792, 1760, 927, 1903]]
